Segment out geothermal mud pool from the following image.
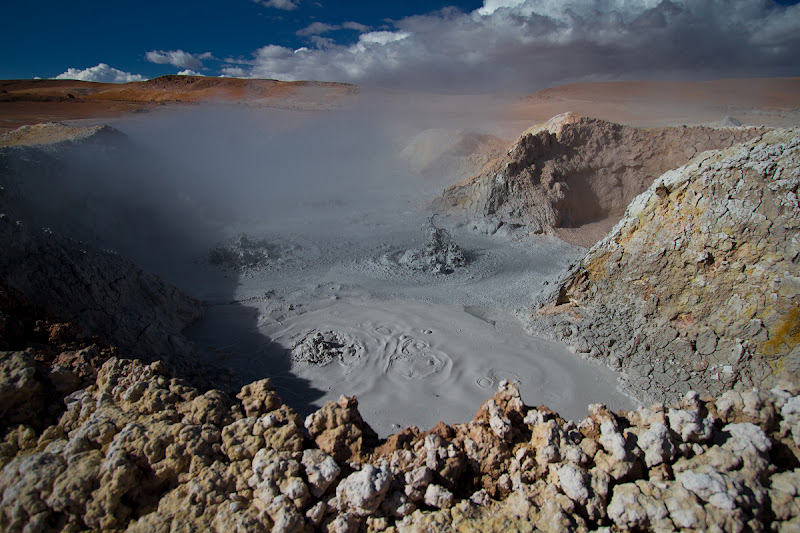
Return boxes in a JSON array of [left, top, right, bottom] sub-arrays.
[[182, 212, 635, 437], [31, 108, 637, 437]]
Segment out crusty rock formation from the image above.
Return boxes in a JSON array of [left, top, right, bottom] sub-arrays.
[[379, 217, 467, 274], [531, 128, 800, 406], [436, 113, 766, 240], [0, 122, 126, 148], [3, 303, 800, 533]]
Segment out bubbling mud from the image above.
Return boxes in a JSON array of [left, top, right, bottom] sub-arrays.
[[254, 297, 634, 436]]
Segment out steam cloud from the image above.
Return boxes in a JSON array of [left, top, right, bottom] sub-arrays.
[[237, 0, 800, 93]]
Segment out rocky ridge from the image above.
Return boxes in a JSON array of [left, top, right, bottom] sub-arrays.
[[3, 293, 800, 532], [436, 113, 766, 241], [530, 128, 800, 407]]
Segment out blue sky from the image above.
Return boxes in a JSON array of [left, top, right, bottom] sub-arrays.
[[3, 0, 800, 93]]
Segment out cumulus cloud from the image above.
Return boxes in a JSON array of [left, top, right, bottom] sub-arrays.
[[146, 50, 214, 70], [254, 0, 298, 10], [177, 70, 203, 76], [53, 63, 145, 83], [240, 0, 800, 93]]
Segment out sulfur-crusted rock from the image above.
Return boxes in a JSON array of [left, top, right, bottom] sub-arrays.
[[302, 449, 341, 498], [531, 128, 800, 405]]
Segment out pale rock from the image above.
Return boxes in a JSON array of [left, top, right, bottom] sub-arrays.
[[327, 511, 361, 533], [381, 490, 416, 517], [335, 464, 392, 516], [771, 469, 800, 522], [403, 466, 433, 501], [424, 484, 455, 509], [607, 481, 668, 530], [637, 422, 676, 467], [557, 463, 590, 503], [470, 489, 490, 506], [664, 483, 707, 529], [782, 396, 800, 447], [598, 420, 628, 461], [677, 469, 736, 509], [487, 399, 512, 440], [667, 408, 713, 442], [721, 422, 772, 456], [306, 501, 326, 525], [301, 449, 341, 498]]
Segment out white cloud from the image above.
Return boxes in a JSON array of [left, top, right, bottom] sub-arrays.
[[254, 0, 298, 10], [239, 0, 800, 93], [53, 63, 144, 83], [477, 0, 527, 16], [146, 50, 214, 70], [220, 66, 248, 77], [357, 31, 411, 46], [342, 21, 370, 32], [177, 70, 203, 76]]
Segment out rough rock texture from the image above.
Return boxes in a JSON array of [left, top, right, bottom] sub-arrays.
[[0, 122, 126, 148], [380, 217, 467, 274], [5, 306, 800, 533], [436, 113, 765, 239], [0, 220, 201, 367], [530, 129, 800, 405], [3, 286, 800, 532]]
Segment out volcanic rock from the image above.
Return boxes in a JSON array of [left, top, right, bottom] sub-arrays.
[[437, 113, 766, 241], [531, 128, 800, 405]]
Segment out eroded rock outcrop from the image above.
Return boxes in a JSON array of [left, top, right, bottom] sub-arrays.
[[437, 113, 766, 240], [531, 128, 800, 405]]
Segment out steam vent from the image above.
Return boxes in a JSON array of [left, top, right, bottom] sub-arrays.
[[2, 73, 800, 532]]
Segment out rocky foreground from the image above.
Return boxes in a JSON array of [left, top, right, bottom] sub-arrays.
[[3, 279, 800, 532]]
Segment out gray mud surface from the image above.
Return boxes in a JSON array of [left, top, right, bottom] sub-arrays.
[[180, 205, 636, 436], [0, 107, 638, 437]]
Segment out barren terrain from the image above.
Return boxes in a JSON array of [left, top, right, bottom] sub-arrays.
[[1, 75, 800, 531]]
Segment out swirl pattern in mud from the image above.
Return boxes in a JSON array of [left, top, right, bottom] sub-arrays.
[[255, 297, 634, 436]]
